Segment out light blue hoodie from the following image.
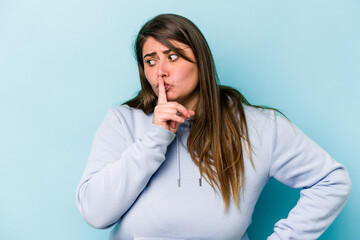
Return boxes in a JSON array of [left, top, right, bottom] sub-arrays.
[[76, 104, 351, 240]]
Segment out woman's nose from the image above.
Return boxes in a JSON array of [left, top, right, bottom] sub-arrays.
[[157, 60, 169, 78]]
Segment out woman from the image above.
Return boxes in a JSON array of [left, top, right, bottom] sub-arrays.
[[76, 14, 352, 240]]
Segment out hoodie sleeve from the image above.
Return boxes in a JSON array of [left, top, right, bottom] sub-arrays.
[[266, 111, 352, 240], [76, 108, 176, 229]]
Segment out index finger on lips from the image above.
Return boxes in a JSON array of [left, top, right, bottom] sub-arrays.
[[158, 77, 167, 104]]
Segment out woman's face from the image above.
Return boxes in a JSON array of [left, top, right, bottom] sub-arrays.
[[142, 37, 199, 109]]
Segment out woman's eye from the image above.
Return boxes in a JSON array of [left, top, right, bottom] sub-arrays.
[[146, 59, 155, 66], [169, 54, 179, 61]]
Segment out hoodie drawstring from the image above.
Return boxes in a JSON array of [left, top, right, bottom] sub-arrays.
[[176, 126, 202, 187], [176, 133, 181, 187]]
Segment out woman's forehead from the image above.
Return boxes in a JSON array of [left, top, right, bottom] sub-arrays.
[[142, 37, 192, 56]]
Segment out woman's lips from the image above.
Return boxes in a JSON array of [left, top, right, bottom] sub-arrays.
[[157, 82, 170, 91]]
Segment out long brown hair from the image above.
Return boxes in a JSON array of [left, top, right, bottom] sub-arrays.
[[125, 14, 287, 211]]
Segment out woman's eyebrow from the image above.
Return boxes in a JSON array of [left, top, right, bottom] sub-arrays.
[[143, 49, 172, 59]]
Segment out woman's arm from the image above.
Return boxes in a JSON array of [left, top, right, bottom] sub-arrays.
[[76, 108, 176, 229], [267, 111, 352, 240]]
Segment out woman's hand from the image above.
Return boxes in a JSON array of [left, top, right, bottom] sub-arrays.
[[152, 77, 195, 133]]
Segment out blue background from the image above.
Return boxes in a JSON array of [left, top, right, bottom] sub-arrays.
[[0, 0, 359, 239]]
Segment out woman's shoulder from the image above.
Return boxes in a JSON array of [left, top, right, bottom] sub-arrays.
[[111, 104, 141, 113], [108, 104, 152, 123], [242, 104, 274, 124], [242, 104, 292, 131]]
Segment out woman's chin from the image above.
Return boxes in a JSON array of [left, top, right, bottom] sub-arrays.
[[165, 93, 178, 102]]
